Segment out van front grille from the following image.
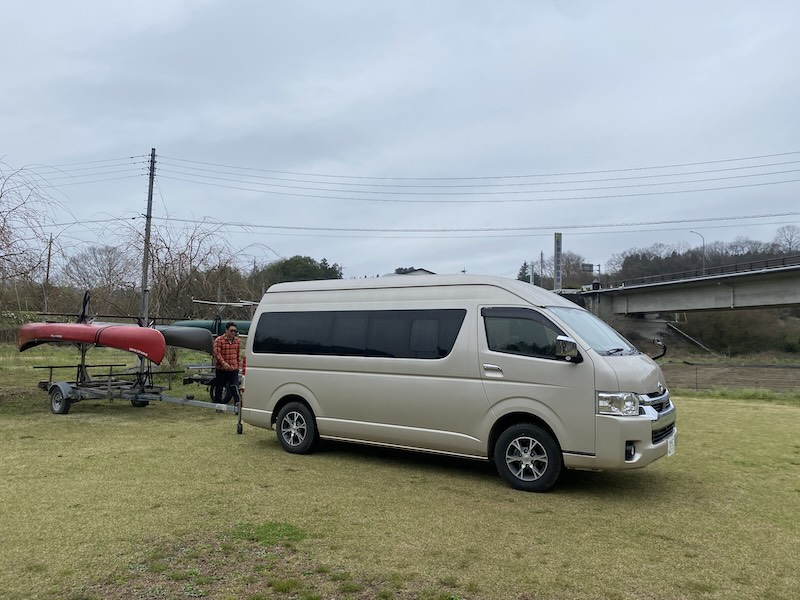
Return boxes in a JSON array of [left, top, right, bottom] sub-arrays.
[[649, 400, 670, 412], [652, 424, 675, 444], [641, 390, 671, 415]]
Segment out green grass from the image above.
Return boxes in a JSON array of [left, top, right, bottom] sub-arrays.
[[672, 386, 800, 406], [233, 522, 306, 547], [1, 344, 799, 599]]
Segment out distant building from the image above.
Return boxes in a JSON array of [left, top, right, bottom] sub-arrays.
[[384, 268, 436, 276]]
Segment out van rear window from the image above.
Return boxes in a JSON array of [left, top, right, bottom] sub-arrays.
[[253, 309, 466, 359]]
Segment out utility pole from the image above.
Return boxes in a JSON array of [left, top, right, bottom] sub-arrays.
[[43, 234, 52, 312], [140, 148, 156, 325], [540, 251, 545, 287]]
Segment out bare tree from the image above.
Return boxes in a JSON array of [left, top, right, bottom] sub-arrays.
[[58, 245, 140, 316], [773, 225, 800, 254], [726, 236, 770, 257], [0, 161, 54, 280], [62, 245, 138, 290], [134, 219, 245, 319]]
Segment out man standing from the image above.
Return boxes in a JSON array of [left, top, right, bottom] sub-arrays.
[[213, 322, 241, 404]]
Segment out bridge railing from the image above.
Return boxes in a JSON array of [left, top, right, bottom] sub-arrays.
[[606, 253, 800, 288]]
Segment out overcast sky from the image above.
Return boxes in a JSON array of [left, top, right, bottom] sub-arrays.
[[3, 0, 799, 280]]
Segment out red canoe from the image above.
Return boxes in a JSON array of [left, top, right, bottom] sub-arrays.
[[18, 322, 166, 365]]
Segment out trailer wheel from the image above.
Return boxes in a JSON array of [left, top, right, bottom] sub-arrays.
[[494, 424, 562, 492], [130, 399, 149, 408], [276, 402, 318, 454], [50, 387, 71, 415], [208, 378, 233, 404]]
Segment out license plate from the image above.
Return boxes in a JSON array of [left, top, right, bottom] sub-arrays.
[[667, 435, 676, 457]]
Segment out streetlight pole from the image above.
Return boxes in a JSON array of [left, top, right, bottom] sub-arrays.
[[690, 230, 705, 275]]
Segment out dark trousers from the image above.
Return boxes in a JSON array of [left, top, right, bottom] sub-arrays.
[[214, 368, 240, 404]]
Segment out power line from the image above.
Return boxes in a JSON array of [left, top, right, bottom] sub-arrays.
[[156, 158, 800, 189], [175, 218, 800, 240], [149, 210, 800, 233], [35, 212, 799, 242], [156, 166, 800, 197], [27, 161, 147, 175], [43, 217, 141, 229], [160, 150, 800, 181], [154, 176, 169, 215], [34, 175, 145, 189], [158, 173, 800, 204], [42, 210, 797, 234], [21, 168, 146, 182], [38, 155, 148, 167]]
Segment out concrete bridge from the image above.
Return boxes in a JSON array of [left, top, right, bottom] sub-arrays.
[[582, 254, 800, 320]]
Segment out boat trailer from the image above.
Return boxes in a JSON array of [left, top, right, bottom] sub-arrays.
[[34, 351, 243, 435]]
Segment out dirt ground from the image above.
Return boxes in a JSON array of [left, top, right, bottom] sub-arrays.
[[660, 361, 800, 393]]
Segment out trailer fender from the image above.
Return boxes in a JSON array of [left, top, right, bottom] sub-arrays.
[[48, 382, 74, 414], [48, 381, 74, 400]]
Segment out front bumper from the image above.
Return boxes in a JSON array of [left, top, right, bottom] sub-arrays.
[[564, 402, 677, 471]]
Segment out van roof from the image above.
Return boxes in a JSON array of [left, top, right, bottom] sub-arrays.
[[264, 274, 578, 309]]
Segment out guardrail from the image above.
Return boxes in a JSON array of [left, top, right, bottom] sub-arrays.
[[606, 254, 800, 288]]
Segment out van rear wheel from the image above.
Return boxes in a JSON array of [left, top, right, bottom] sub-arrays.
[[276, 402, 318, 454], [494, 424, 561, 492]]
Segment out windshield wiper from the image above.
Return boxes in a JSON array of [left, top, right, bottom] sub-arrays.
[[604, 347, 626, 355]]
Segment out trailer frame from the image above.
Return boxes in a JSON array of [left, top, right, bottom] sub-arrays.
[[34, 359, 243, 434]]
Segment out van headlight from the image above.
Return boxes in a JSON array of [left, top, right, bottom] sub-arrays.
[[597, 392, 640, 416]]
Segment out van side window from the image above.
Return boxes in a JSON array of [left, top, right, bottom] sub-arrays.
[[481, 307, 563, 359], [253, 309, 466, 359]]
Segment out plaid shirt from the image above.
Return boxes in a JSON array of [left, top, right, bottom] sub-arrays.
[[213, 335, 241, 370]]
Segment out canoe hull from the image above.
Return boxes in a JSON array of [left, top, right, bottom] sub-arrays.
[[156, 326, 214, 355], [18, 323, 166, 365], [170, 320, 250, 336]]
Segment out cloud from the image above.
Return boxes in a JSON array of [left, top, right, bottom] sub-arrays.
[[2, 1, 799, 279]]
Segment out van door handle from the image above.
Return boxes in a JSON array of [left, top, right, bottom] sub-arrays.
[[483, 363, 503, 374]]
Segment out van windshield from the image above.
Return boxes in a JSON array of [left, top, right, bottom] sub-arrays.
[[547, 306, 638, 355]]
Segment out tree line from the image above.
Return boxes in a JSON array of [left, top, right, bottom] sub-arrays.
[[2, 162, 799, 355], [515, 225, 800, 289]]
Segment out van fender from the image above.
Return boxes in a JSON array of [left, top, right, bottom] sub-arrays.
[[269, 382, 322, 423], [487, 397, 568, 453]]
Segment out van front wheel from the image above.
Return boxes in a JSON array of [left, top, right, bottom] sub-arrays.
[[494, 424, 562, 492], [276, 402, 318, 454]]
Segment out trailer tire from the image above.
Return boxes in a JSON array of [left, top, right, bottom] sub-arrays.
[[276, 402, 318, 454], [50, 387, 71, 415], [130, 399, 149, 408], [208, 379, 232, 404], [494, 423, 562, 492]]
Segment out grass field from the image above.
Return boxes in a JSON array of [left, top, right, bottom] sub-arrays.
[[1, 345, 798, 599]]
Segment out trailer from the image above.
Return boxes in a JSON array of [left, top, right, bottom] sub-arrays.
[[33, 360, 244, 434], [183, 363, 243, 403], [18, 320, 244, 434]]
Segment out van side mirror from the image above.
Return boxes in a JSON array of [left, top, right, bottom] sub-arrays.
[[555, 335, 582, 363]]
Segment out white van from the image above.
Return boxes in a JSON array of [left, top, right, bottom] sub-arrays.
[[242, 275, 676, 492]]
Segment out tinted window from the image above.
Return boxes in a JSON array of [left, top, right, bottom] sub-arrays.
[[482, 307, 563, 359], [331, 311, 369, 355], [253, 309, 466, 359], [254, 312, 332, 354]]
